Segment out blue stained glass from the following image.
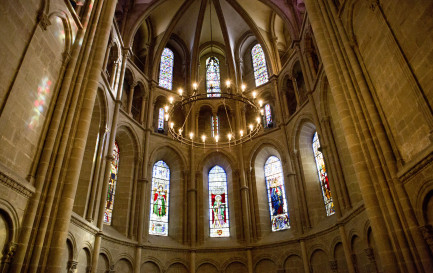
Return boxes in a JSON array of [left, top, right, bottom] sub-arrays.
[[312, 132, 335, 216], [158, 108, 165, 130], [252, 44, 269, 86], [206, 57, 221, 97], [104, 142, 120, 225], [211, 116, 219, 137], [209, 166, 230, 237], [149, 160, 171, 236], [265, 104, 272, 127], [264, 156, 290, 231], [159, 48, 174, 90]]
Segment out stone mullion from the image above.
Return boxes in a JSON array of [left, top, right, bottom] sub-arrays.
[[291, 77, 302, 108], [109, 60, 119, 89], [127, 82, 137, 115], [139, 92, 147, 125], [303, 0, 400, 271]]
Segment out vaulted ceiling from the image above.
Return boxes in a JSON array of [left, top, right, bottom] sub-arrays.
[[118, 0, 304, 81]]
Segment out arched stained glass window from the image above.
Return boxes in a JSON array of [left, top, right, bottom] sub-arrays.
[[158, 108, 165, 130], [264, 104, 272, 127], [159, 48, 174, 90], [251, 44, 269, 86], [312, 132, 335, 216], [104, 141, 120, 225], [264, 156, 290, 231], [206, 56, 221, 97], [211, 116, 219, 137], [149, 160, 171, 236], [209, 166, 229, 237]]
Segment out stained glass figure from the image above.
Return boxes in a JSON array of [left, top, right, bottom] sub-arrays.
[[264, 104, 272, 127], [251, 44, 269, 86], [158, 48, 174, 90], [206, 56, 221, 97], [208, 166, 229, 237], [264, 156, 290, 231], [149, 160, 171, 236], [312, 132, 335, 216], [211, 116, 219, 137], [158, 108, 165, 130], [104, 141, 120, 225]]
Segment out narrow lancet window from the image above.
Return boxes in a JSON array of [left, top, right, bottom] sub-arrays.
[[264, 156, 290, 231], [149, 160, 171, 236], [206, 56, 221, 97], [312, 132, 335, 216], [159, 48, 174, 90], [211, 116, 219, 137], [158, 108, 165, 130], [252, 44, 269, 86], [209, 166, 229, 237], [104, 142, 120, 224], [264, 104, 272, 127]]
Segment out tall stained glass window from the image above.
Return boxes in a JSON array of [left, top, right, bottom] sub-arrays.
[[211, 116, 219, 137], [312, 132, 335, 216], [264, 156, 290, 231], [158, 108, 165, 130], [264, 104, 272, 127], [206, 56, 221, 97], [149, 160, 171, 236], [104, 142, 120, 225], [159, 48, 174, 90], [251, 44, 269, 86], [209, 166, 229, 237]]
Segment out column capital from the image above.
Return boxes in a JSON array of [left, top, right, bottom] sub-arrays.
[[329, 260, 338, 273], [38, 12, 51, 30], [67, 261, 78, 272]]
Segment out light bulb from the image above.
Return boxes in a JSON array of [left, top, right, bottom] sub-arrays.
[[193, 83, 198, 90], [189, 132, 194, 139], [215, 135, 219, 143], [252, 91, 257, 99], [240, 130, 244, 137], [178, 128, 182, 135], [170, 122, 174, 129], [178, 88, 183, 96], [202, 135, 206, 142], [249, 124, 253, 131], [241, 84, 246, 92], [169, 96, 174, 104], [260, 109, 264, 115], [226, 80, 231, 88], [165, 114, 169, 121], [164, 105, 169, 112], [258, 100, 263, 107], [256, 116, 261, 123], [228, 133, 232, 141]]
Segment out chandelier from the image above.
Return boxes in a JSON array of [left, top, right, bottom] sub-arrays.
[[164, 84, 264, 148], [162, 0, 264, 148]]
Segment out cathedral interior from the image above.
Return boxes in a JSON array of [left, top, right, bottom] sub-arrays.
[[0, 0, 433, 272]]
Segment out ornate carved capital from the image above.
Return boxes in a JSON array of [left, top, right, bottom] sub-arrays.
[[67, 260, 78, 272], [38, 12, 51, 30], [329, 260, 338, 272]]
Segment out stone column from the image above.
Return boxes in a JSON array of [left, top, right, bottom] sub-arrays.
[[339, 225, 356, 273], [67, 261, 78, 273], [127, 81, 137, 115], [102, 41, 114, 73], [247, 249, 253, 273], [300, 240, 310, 273], [89, 44, 130, 273], [109, 59, 119, 88], [364, 247, 378, 273], [140, 92, 147, 124], [238, 149, 251, 244], [291, 77, 301, 108]]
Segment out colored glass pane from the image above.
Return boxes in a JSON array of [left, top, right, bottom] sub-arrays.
[[149, 160, 171, 236], [104, 142, 120, 224], [206, 57, 221, 97], [264, 156, 290, 231], [158, 48, 174, 90], [312, 132, 335, 216], [265, 104, 272, 127], [252, 44, 269, 86], [158, 108, 165, 130], [211, 116, 219, 137], [209, 166, 229, 237]]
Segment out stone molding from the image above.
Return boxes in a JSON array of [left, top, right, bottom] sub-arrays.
[[0, 171, 34, 198]]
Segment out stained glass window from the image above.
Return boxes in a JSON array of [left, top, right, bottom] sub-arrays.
[[264, 156, 290, 231], [104, 141, 120, 225], [211, 116, 219, 137], [206, 56, 221, 97], [158, 48, 174, 90], [264, 104, 272, 127], [312, 132, 335, 216], [209, 166, 229, 237], [158, 108, 165, 130], [149, 160, 171, 236], [251, 44, 269, 86]]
